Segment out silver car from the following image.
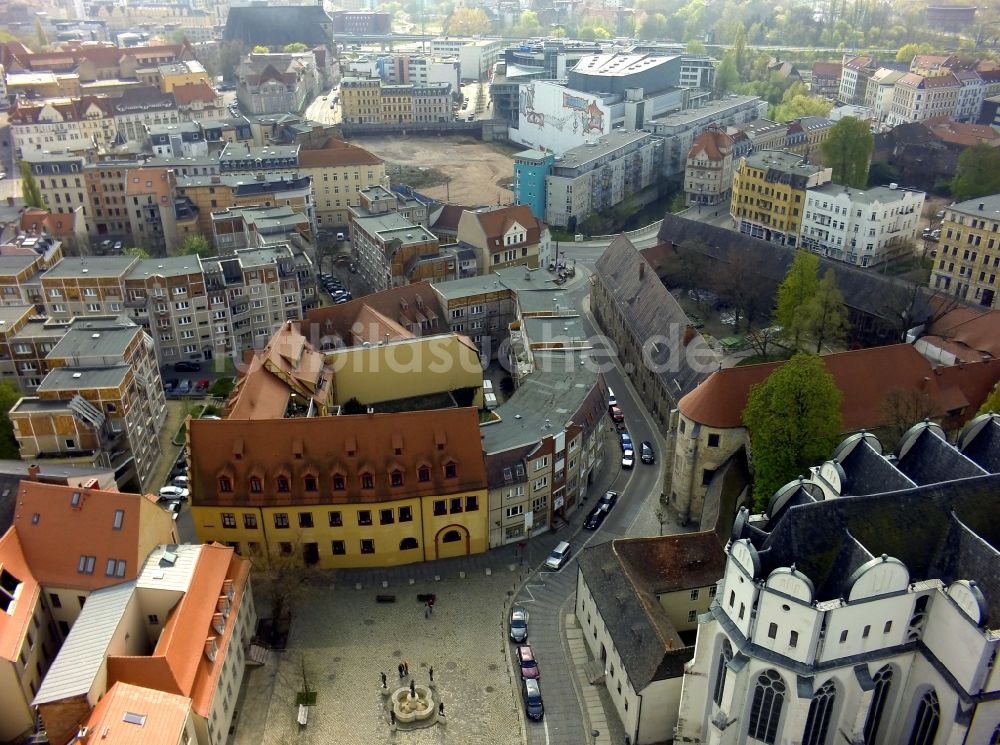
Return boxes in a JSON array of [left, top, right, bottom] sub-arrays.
[[510, 607, 529, 643]]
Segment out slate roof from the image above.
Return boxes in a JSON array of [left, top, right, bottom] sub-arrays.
[[224, 5, 333, 48], [837, 439, 915, 495], [594, 234, 719, 403], [958, 414, 1000, 473], [895, 421, 988, 486]]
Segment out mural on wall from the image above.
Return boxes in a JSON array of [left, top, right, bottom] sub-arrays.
[[519, 83, 606, 134]]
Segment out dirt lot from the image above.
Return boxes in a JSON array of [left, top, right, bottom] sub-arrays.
[[353, 135, 515, 206]]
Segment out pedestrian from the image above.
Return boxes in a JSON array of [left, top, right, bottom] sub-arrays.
[[398, 662, 404, 679], [381, 671, 387, 689], [429, 666, 434, 682], [390, 710, 396, 726], [438, 701, 445, 717], [410, 678, 416, 698], [425, 602, 429, 619], [428, 596, 434, 614], [403, 660, 409, 677]]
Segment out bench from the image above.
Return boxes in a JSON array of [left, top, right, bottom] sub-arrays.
[[297, 705, 309, 726], [376, 594, 396, 603]]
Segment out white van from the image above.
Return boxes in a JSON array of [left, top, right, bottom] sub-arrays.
[[545, 541, 571, 570], [484, 392, 498, 410]]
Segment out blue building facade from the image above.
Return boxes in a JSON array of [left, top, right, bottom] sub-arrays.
[[513, 149, 554, 221]]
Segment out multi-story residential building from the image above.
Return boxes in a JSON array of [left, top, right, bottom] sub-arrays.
[[21, 152, 89, 230], [377, 54, 461, 93], [838, 54, 877, 105], [810, 61, 842, 97], [886, 72, 962, 127], [783, 115, 833, 157], [456, 204, 546, 274], [340, 77, 452, 124], [157, 59, 211, 93], [148, 121, 208, 158], [40, 256, 136, 320], [542, 130, 662, 228], [330, 9, 392, 34], [2, 42, 190, 83], [173, 81, 228, 122], [0, 480, 178, 744], [189, 322, 489, 568], [298, 137, 387, 230], [930, 193, 1000, 307], [4, 70, 81, 99], [350, 211, 440, 292], [675, 416, 1000, 745], [237, 51, 320, 115], [84, 160, 133, 240], [730, 150, 832, 247], [0, 306, 63, 391], [800, 182, 924, 267], [174, 173, 314, 237], [864, 68, 905, 124], [685, 126, 735, 208], [430, 37, 503, 81], [123, 166, 180, 255], [109, 86, 180, 144], [9, 95, 117, 157], [211, 205, 311, 254], [647, 95, 768, 177], [218, 142, 299, 174], [513, 149, 556, 221], [955, 70, 985, 122], [351, 184, 430, 226], [9, 316, 166, 489], [736, 118, 788, 151]]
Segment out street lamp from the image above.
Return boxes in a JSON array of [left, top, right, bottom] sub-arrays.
[[591, 730, 601, 745]]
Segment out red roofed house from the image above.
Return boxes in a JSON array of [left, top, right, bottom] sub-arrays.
[[810, 61, 842, 98], [17, 207, 87, 255], [456, 204, 547, 273], [886, 72, 962, 127], [9, 95, 116, 157], [172, 81, 227, 121], [669, 344, 1000, 526], [684, 125, 735, 208]]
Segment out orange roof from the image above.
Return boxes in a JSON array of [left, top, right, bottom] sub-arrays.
[[470, 204, 542, 248], [351, 304, 413, 345], [299, 137, 383, 167], [171, 82, 219, 106], [811, 62, 842, 79], [678, 345, 1000, 431], [107, 544, 251, 717], [921, 305, 1000, 361], [687, 127, 734, 162], [19, 207, 79, 238], [12, 481, 172, 591], [0, 529, 41, 662], [303, 281, 446, 343], [83, 682, 191, 744], [923, 118, 1000, 147]]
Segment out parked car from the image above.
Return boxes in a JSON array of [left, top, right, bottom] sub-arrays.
[[174, 360, 201, 372], [195, 378, 209, 393], [166, 501, 181, 520], [640, 441, 655, 464], [516, 645, 540, 679], [177, 379, 192, 394], [545, 540, 571, 570], [163, 379, 177, 394], [158, 486, 189, 501], [598, 490, 619, 510], [583, 503, 610, 530], [510, 607, 529, 643], [0, 172, 6, 180], [619, 432, 632, 452], [334, 297, 349, 304], [607, 387, 617, 408], [522, 679, 544, 721], [171, 475, 189, 488], [622, 449, 635, 469], [112, 241, 123, 252], [336, 232, 346, 241], [610, 405, 624, 423]]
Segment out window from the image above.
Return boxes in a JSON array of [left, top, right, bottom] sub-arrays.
[[304, 475, 317, 492], [702, 468, 715, 486], [49, 593, 61, 608], [380, 509, 394, 525], [298, 512, 313, 528], [863, 624, 871, 639], [883, 620, 892, 634], [445, 463, 457, 479], [442, 530, 462, 543], [450, 498, 463, 514], [506, 505, 523, 518], [329, 511, 342, 527], [333, 474, 346, 491], [418, 466, 430, 482], [219, 477, 232, 492], [250, 477, 262, 493], [690, 589, 700, 601], [863, 666, 893, 745], [399, 506, 413, 522], [465, 495, 479, 511], [390, 470, 403, 487], [713, 640, 732, 706], [767, 622, 777, 639], [802, 680, 837, 745], [77, 555, 96, 574], [358, 510, 372, 526], [839, 629, 848, 643], [707, 433, 720, 447], [748, 670, 785, 744], [222, 513, 236, 528], [331, 540, 346, 555], [433, 500, 446, 516], [274, 513, 289, 529], [361, 473, 374, 489], [243, 513, 257, 529], [789, 630, 798, 648], [360, 539, 375, 554], [400, 537, 418, 551], [688, 610, 697, 622], [277, 477, 290, 493], [113, 509, 125, 530], [907, 689, 940, 745], [106, 559, 126, 577], [148, 614, 159, 625]]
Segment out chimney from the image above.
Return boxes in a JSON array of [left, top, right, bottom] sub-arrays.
[[979, 202, 985, 211], [212, 612, 226, 634], [683, 325, 697, 346], [204, 637, 218, 661], [223, 578, 234, 598], [27, 464, 39, 481], [367, 406, 375, 416]]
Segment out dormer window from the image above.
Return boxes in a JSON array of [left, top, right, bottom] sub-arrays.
[[444, 462, 457, 479], [249, 477, 263, 494], [418, 466, 430, 483], [219, 477, 232, 493], [304, 475, 317, 492], [391, 470, 403, 487], [276, 477, 290, 493], [333, 474, 346, 491], [361, 473, 374, 490]]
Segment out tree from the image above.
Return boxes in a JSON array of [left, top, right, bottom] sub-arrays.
[[714, 52, 739, 98], [882, 387, 936, 444], [0, 381, 21, 459], [895, 42, 934, 63], [34, 18, 48, 49], [803, 269, 849, 352], [686, 39, 706, 54], [773, 250, 820, 350], [771, 81, 833, 122], [979, 384, 1000, 416], [742, 353, 843, 508], [19, 162, 44, 209], [252, 45, 270, 54], [177, 235, 213, 257], [283, 42, 308, 53], [217, 40, 244, 82], [123, 247, 150, 259], [510, 10, 542, 36], [822, 117, 874, 189], [951, 143, 1000, 201], [446, 8, 491, 35]]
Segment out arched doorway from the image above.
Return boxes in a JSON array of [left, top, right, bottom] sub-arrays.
[[434, 525, 470, 559]]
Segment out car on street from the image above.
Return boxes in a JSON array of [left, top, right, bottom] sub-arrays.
[[607, 387, 617, 408], [545, 540, 571, 570], [171, 475, 189, 488], [177, 379, 192, 394], [112, 241, 123, 252], [622, 449, 635, 468], [598, 490, 618, 510], [610, 405, 624, 422], [0, 172, 6, 180], [174, 361, 201, 372], [620, 431, 632, 452], [166, 501, 181, 520], [522, 679, 544, 721], [516, 645, 540, 679], [583, 503, 610, 530], [509, 607, 529, 643], [163, 379, 176, 394], [640, 441, 655, 464], [158, 486, 189, 501]]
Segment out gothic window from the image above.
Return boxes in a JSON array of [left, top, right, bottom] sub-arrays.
[[713, 639, 733, 707], [748, 670, 785, 744], [802, 680, 836, 745], [907, 690, 939, 745], [864, 666, 894, 745]]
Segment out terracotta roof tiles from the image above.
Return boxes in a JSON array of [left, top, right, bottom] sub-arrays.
[[299, 138, 383, 167], [0, 529, 40, 662], [83, 682, 192, 745]]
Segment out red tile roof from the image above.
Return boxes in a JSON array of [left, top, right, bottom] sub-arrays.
[[19, 207, 79, 238], [687, 127, 734, 162], [920, 305, 1000, 361], [468, 204, 542, 249], [923, 118, 1000, 147], [811, 62, 842, 79], [0, 529, 40, 663], [171, 81, 219, 105], [83, 682, 191, 745], [298, 137, 383, 167]]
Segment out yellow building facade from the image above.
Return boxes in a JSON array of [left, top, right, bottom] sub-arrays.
[[931, 194, 1000, 308]]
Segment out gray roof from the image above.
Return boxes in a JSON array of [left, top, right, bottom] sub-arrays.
[[808, 182, 922, 205], [523, 315, 587, 343], [353, 212, 437, 247], [554, 130, 653, 171], [950, 194, 1000, 219], [224, 4, 333, 47], [594, 234, 719, 403], [433, 266, 567, 304], [128, 256, 205, 281], [0, 255, 42, 274], [47, 322, 139, 360], [0, 305, 34, 327], [44, 256, 139, 279], [36, 366, 130, 391], [895, 423, 988, 486], [838, 440, 915, 495], [33, 581, 137, 705], [744, 149, 825, 176]]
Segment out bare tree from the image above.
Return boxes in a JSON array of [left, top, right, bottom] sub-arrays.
[[879, 387, 937, 446]]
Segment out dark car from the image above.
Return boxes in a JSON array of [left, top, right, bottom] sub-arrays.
[[174, 361, 202, 372], [640, 441, 655, 464], [522, 679, 544, 721], [610, 405, 624, 422], [583, 503, 610, 530], [163, 379, 177, 394], [516, 645, 540, 679], [598, 490, 618, 510], [510, 607, 529, 643]]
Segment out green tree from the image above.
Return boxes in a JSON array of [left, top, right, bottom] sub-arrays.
[[951, 143, 1000, 201], [979, 384, 1000, 415], [252, 45, 270, 54], [803, 269, 849, 352], [446, 7, 491, 35], [774, 250, 820, 350], [895, 42, 934, 64], [19, 161, 44, 208], [177, 235, 213, 257], [123, 247, 151, 259], [686, 39, 706, 54], [0, 381, 22, 459], [283, 42, 308, 53], [510, 10, 542, 36], [822, 117, 873, 189], [714, 52, 739, 97], [34, 18, 48, 49], [771, 82, 834, 122], [742, 353, 843, 508]]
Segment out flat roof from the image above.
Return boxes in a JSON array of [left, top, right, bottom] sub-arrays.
[[809, 182, 923, 205], [434, 266, 566, 302], [745, 149, 826, 174], [136, 544, 203, 593], [234, 245, 293, 268], [128, 256, 204, 280], [0, 255, 40, 273], [556, 130, 653, 170], [47, 321, 139, 359], [0, 305, 34, 327], [354, 212, 436, 246], [523, 314, 587, 342], [44, 256, 138, 279], [571, 52, 678, 77], [12, 320, 72, 341], [37, 366, 130, 391]]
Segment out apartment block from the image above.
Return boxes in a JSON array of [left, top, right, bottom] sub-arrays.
[[456, 204, 546, 274], [21, 152, 89, 231], [865, 67, 905, 124], [684, 126, 735, 208], [0, 308, 68, 391], [40, 256, 137, 321], [9, 96, 116, 157], [543, 130, 662, 228], [298, 137, 387, 230], [340, 77, 452, 124], [237, 51, 321, 115], [430, 38, 503, 82], [110, 86, 181, 144], [800, 182, 924, 267], [730, 150, 832, 247], [350, 211, 440, 292], [838, 55, 877, 105], [9, 317, 166, 489], [886, 72, 962, 127], [148, 121, 208, 158], [174, 173, 314, 237], [930, 194, 1000, 307]]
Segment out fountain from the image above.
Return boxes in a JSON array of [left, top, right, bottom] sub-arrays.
[[389, 683, 439, 729]]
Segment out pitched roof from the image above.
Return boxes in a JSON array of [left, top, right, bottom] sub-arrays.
[[188, 408, 487, 507], [467, 204, 542, 248], [678, 345, 1000, 430], [171, 82, 219, 106], [303, 281, 445, 344], [922, 118, 1000, 147], [594, 234, 719, 403], [687, 127, 734, 162], [918, 304, 1000, 361], [83, 682, 192, 745], [0, 529, 41, 663], [224, 5, 334, 48], [298, 138, 383, 167], [811, 62, 842, 78], [19, 207, 80, 238], [428, 204, 469, 233]]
